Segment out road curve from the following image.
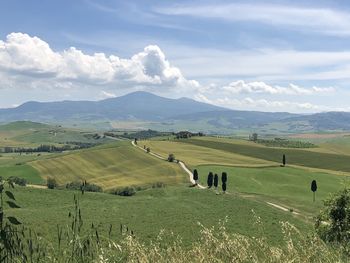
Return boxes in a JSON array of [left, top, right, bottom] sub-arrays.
[[131, 140, 205, 188]]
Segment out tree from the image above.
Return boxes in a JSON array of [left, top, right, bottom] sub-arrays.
[[207, 172, 213, 188], [167, 153, 175, 162], [213, 174, 219, 189], [47, 177, 57, 189], [315, 188, 350, 249], [221, 172, 227, 184], [222, 183, 227, 193], [193, 169, 198, 185], [250, 133, 258, 142], [282, 154, 286, 166], [311, 180, 317, 202]]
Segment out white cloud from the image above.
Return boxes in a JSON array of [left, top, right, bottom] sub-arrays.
[[221, 80, 334, 95], [156, 3, 350, 36], [194, 94, 323, 112], [0, 32, 198, 91], [100, 90, 116, 99]]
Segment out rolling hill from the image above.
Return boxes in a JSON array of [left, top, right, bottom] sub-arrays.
[[1, 91, 350, 133], [30, 141, 186, 189]]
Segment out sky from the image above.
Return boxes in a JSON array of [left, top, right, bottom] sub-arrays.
[[1, 0, 350, 112]]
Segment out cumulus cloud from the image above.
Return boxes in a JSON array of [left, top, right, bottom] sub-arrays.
[[221, 80, 334, 95], [0, 32, 199, 91], [194, 94, 322, 112], [100, 90, 116, 99]]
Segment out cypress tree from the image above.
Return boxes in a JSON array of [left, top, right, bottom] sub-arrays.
[[207, 172, 214, 188], [221, 172, 227, 183], [214, 174, 218, 188], [311, 180, 317, 202], [282, 154, 286, 166], [193, 169, 199, 185]]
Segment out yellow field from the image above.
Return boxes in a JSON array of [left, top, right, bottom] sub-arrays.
[[30, 143, 186, 190], [143, 139, 276, 168]]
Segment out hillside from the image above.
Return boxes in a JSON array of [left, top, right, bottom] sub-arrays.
[[0, 91, 226, 122], [30, 141, 186, 189], [2, 92, 350, 133]]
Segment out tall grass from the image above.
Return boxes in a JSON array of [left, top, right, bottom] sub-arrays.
[[2, 197, 346, 263]]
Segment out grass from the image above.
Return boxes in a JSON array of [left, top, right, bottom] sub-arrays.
[[7, 186, 310, 246], [184, 137, 350, 173], [30, 142, 186, 189], [196, 165, 348, 216], [0, 164, 44, 184], [0, 120, 111, 148], [143, 139, 275, 168]]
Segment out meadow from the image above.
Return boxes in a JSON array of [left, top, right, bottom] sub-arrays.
[[30, 141, 186, 189], [1, 122, 350, 261], [184, 136, 350, 173], [7, 186, 310, 246]]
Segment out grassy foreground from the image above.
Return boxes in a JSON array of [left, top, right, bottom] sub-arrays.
[[7, 186, 310, 246]]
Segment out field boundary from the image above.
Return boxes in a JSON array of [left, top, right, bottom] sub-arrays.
[[131, 140, 206, 188]]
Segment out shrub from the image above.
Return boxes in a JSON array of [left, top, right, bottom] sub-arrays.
[[66, 181, 102, 192], [47, 177, 57, 189], [316, 188, 350, 252], [111, 186, 136, 196], [7, 176, 27, 186], [152, 182, 165, 188], [167, 153, 175, 162]]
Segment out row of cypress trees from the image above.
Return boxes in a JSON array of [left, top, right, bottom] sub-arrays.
[[193, 169, 228, 193]]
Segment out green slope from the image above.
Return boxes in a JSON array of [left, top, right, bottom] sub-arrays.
[[185, 137, 350, 173], [8, 186, 310, 246], [30, 142, 186, 189]]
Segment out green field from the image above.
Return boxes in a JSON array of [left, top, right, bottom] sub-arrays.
[[1, 122, 350, 260], [7, 186, 310, 246], [184, 137, 350, 173], [143, 140, 276, 168], [30, 142, 186, 189], [0, 121, 111, 147], [196, 165, 348, 216]]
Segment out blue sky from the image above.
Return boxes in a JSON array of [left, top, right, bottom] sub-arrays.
[[1, 0, 350, 112]]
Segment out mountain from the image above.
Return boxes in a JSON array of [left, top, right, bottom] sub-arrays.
[[0, 91, 226, 122], [1, 91, 350, 133], [281, 112, 350, 131]]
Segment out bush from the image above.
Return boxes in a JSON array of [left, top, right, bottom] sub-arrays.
[[152, 182, 165, 188], [66, 181, 102, 192], [316, 188, 350, 252], [47, 177, 57, 189], [7, 176, 27, 186], [110, 186, 136, 196], [167, 153, 175, 162]]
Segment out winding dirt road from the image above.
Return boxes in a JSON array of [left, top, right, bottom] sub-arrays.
[[131, 140, 206, 188]]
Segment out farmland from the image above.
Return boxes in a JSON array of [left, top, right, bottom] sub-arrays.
[[1, 122, 349, 261]]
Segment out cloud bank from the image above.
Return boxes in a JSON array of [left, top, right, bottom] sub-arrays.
[[0, 32, 199, 91], [0, 32, 340, 113]]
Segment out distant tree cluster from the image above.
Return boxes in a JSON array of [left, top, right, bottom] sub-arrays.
[[119, 129, 172, 140], [1, 142, 97, 153], [256, 138, 317, 148], [175, 131, 205, 139]]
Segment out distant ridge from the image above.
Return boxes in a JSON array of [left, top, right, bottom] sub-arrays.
[[1, 91, 350, 133]]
